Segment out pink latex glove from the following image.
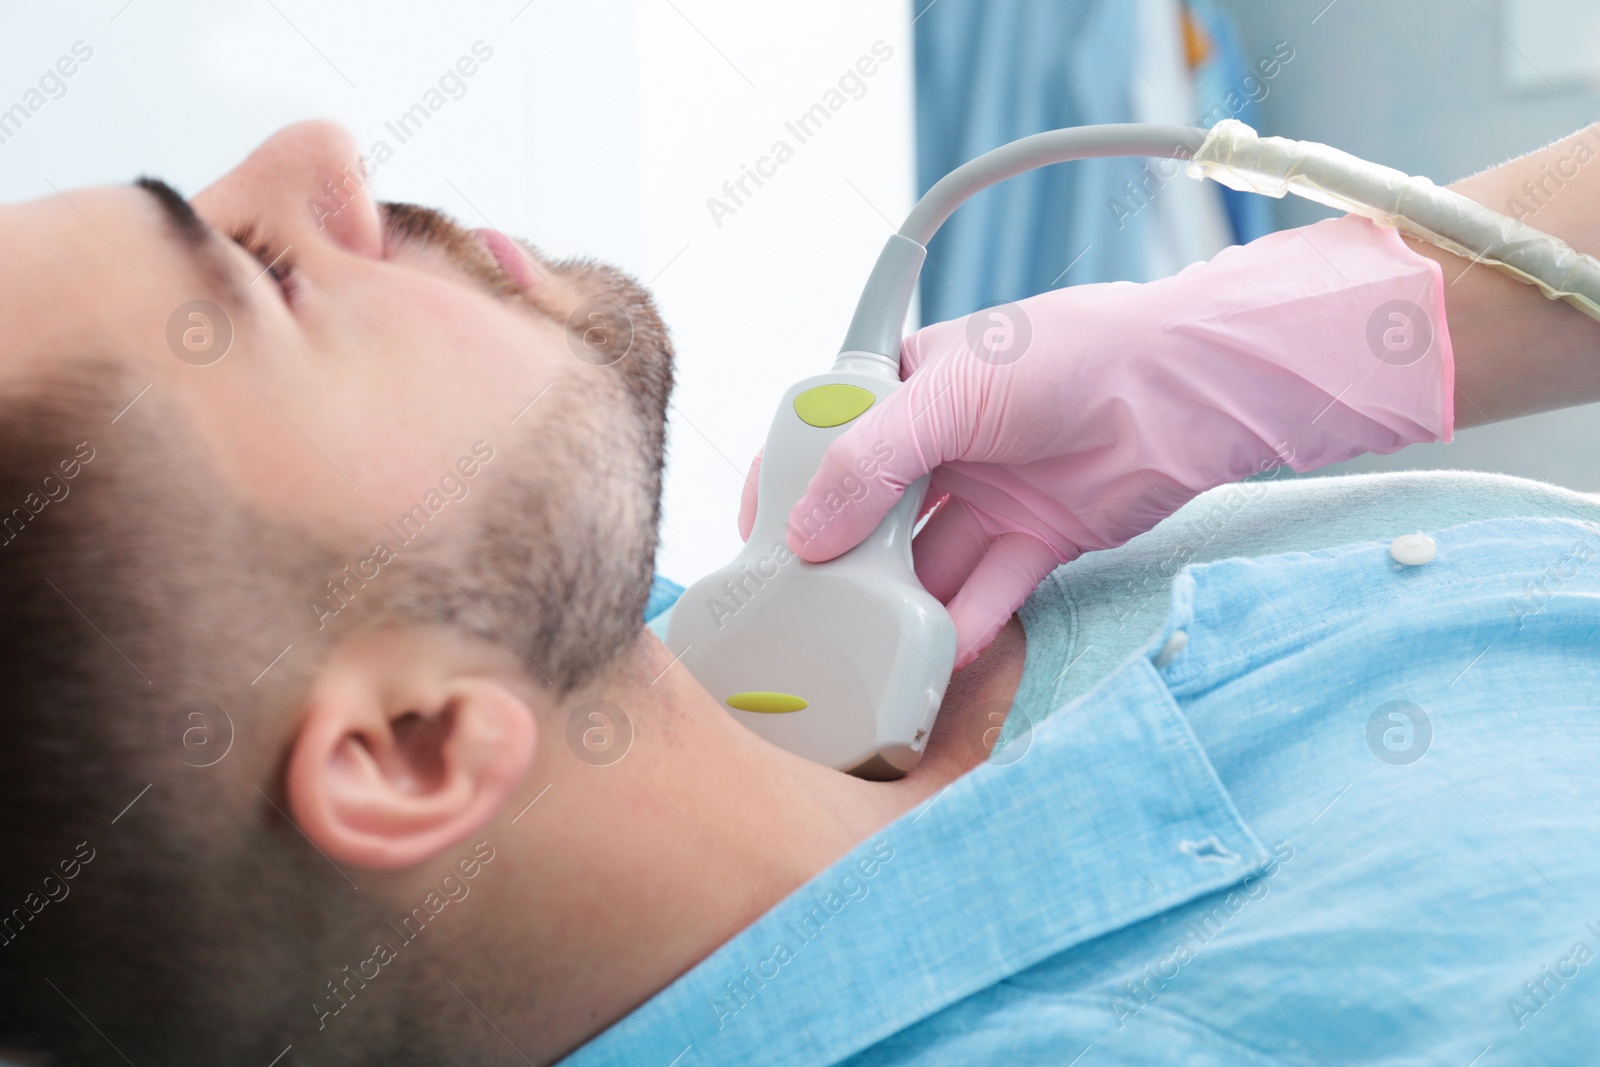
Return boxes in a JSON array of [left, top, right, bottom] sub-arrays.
[[740, 214, 1454, 668]]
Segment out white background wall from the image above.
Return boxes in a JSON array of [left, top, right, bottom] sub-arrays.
[[0, 0, 915, 582], [634, 4, 918, 581]]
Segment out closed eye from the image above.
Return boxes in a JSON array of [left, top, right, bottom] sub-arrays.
[[228, 223, 299, 302], [133, 176, 257, 310]]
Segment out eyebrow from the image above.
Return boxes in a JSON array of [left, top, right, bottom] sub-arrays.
[[132, 176, 250, 307]]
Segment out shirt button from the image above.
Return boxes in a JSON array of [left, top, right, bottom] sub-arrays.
[[1153, 629, 1189, 668], [1389, 532, 1437, 566]]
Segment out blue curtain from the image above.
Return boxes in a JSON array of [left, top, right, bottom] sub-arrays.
[[913, 0, 1151, 324], [912, 0, 1266, 324]]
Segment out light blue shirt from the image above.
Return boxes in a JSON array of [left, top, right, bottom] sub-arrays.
[[583, 509, 1600, 1065]]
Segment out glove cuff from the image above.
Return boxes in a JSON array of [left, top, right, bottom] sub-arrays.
[[1126, 212, 1456, 479]]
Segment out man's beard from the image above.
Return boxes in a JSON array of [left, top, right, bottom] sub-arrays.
[[366, 203, 675, 694], [364, 366, 666, 695]]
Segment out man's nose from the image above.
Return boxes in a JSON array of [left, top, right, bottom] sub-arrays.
[[193, 120, 384, 260]]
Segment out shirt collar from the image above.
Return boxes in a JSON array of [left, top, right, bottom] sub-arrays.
[[561, 643, 1268, 1066]]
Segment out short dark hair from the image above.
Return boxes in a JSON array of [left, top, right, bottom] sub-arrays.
[[0, 366, 361, 1063]]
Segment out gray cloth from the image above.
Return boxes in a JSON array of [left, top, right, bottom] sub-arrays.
[[1009, 469, 1600, 743]]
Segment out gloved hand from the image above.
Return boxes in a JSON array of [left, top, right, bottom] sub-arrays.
[[739, 214, 1454, 669]]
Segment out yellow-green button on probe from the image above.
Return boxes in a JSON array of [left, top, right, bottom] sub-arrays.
[[793, 384, 875, 427], [726, 692, 809, 714]]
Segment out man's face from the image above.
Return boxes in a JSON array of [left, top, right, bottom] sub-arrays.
[[0, 120, 677, 1062], [0, 119, 666, 553]]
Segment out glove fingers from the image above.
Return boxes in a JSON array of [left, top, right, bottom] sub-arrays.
[[945, 533, 1065, 670], [898, 327, 931, 378], [737, 450, 762, 541], [909, 494, 990, 604], [786, 366, 957, 562]]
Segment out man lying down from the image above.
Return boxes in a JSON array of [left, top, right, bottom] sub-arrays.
[[1, 120, 1599, 1067]]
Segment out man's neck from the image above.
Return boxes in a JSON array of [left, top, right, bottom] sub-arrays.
[[485, 617, 1027, 1062]]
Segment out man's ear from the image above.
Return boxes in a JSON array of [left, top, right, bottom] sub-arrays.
[[285, 628, 538, 870]]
